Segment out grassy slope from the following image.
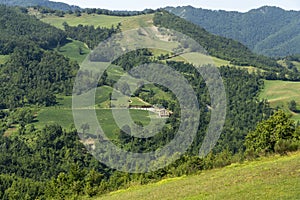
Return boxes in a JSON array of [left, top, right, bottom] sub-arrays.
[[93, 151, 300, 200], [41, 13, 256, 68], [57, 39, 90, 63], [41, 13, 154, 64], [40, 13, 154, 31], [260, 80, 300, 121]]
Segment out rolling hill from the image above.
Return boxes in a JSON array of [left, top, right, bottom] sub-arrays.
[[166, 6, 300, 57], [94, 151, 300, 200]]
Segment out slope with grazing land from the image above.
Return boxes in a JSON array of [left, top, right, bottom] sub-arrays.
[[94, 151, 300, 200], [57, 40, 90, 63], [260, 80, 300, 121], [40, 13, 154, 31], [40, 11, 296, 78]]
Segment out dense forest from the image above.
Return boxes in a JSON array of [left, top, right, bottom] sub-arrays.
[[0, 5, 67, 54], [0, 6, 80, 108], [166, 6, 300, 57], [0, 47, 78, 108]]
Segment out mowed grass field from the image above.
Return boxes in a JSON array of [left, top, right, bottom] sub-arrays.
[[171, 52, 260, 73], [41, 13, 154, 31], [260, 80, 300, 121], [35, 108, 155, 139], [92, 151, 300, 200]]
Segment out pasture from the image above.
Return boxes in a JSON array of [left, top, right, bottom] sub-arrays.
[[260, 80, 300, 121], [57, 39, 90, 63], [33, 85, 162, 138], [41, 13, 154, 31]]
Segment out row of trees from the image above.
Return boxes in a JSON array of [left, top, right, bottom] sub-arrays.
[[35, 6, 156, 17], [63, 22, 120, 49]]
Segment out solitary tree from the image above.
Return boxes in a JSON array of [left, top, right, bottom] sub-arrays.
[[288, 100, 297, 112]]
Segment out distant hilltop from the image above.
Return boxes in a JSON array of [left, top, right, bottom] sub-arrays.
[[0, 0, 80, 11], [166, 6, 300, 57]]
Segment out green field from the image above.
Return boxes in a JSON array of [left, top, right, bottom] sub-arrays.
[[130, 97, 151, 106], [260, 80, 300, 121], [180, 52, 230, 67], [34, 105, 155, 139], [41, 13, 154, 31], [57, 39, 90, 63], [171, 53, 259, 73], [33, 85, 161, 138], [92, 151, 300, 200]]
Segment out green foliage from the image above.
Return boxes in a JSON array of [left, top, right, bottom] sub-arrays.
[[166, 62, 272, 153], [112, 49, 152, 71], [274, 139, 300, 155], [166, 6, 300, 57], [10, 108, 34, 125], [245, 110, 299, 155], [0, 6, 299, 199]]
